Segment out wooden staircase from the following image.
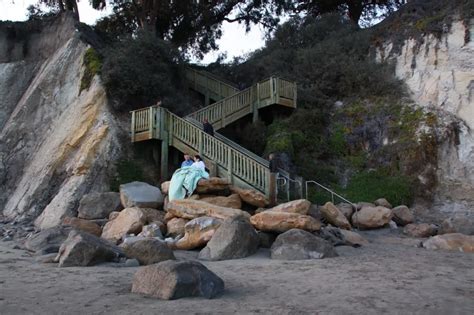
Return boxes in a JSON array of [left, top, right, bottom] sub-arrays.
[[130, 68, 297, 202]]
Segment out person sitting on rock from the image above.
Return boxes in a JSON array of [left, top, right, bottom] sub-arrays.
[[181, 154, 193, 168], [192, 155, 206, 170]]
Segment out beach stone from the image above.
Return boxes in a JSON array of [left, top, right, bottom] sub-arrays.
[[24, 226, 71, 254], [141, 208, 166, 224], [199, 216, 259, 261], [173, 217, 222, 250], [374, 198, 392, 209], [164, 211, 175, 222], [320, 202, 351, 230], [258, 231, 277, 248], [356, 202, 375, 210], [391, 205, 415, 226], [120, 182, 163, 209], [101, 207, 147, 243], [422, 233, 474, 253], [125, 259, 140, 267], [122, 239, 175, 265], [250, 211, 321, 233], [195, 177, 230, 194], [166, 218, 188, 238], [77, 192, 122, 220], [131, 260, 224, 300], [438, 217, 474, 235], [109, 211, 120, 221], [271, 229, 338, 260], [336, 203, 354, 220], [267, 199, 311, 214], [352, 206, 393, 229], [161, 181, 170, 195], [230, 186, 269, 207], [138, 223, 164, 239], [199, 194, 242, 209], [56, 230, 124, 267], [339, 229, 369, 246], [62, 217, 102, 237], [404, 223, 438, 238], [167, 200, 250, 221]]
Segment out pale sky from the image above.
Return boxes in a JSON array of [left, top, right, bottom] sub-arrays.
[[0, 0, 266, 64]]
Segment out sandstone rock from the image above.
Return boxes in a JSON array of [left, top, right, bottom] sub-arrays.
[[391, 205, 415, 226], [404, 223, 438, 238], [199, 194, 242, 209], [167, 200, 250, 221], [320, 202, 351, 230], [230, 186, 269, 208], [250, 211, 321, 233], [56, 230, 124, 267], [199, 216, 259, 261], [24, 226, 71, 254], [141, 208, 166, 224], [62, 217, 102, 237], [120, 182, 163, 209], [336, 203, 354, 220], [352, 206, 393, 229], [374, 198, 392, 209], [101, 207, 147, 243], [164, 211, 175, 223], [138, 223, 164, 239], [161, 181, 170, 195], [77, 192, 122, 220], [173, 217, 222, 250], [422, 233, 474, 253], [339, 229, 369, 246], [163, 196, 169, 211], [439, 217, 474, 235], [271, 229, 338, 260], [258, 231, 277, 248], [267, 199, 311, 214], [109, 211, 120, 221], [188, 194, 200, 200], [131, 260, 224, 299], [166, 218, 188, 238], [195, 177, 230, 194], [122, 239, 175, 265], [356, 202, 375, 210]]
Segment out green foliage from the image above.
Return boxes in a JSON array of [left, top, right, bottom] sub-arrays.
[[110, 159, 146, 192], [80, 48, 102, 93]]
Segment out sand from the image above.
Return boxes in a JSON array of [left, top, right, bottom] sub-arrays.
[[1, 229, 473, 314]]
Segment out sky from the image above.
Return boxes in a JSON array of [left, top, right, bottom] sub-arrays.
[[0, 0, 266, 64]]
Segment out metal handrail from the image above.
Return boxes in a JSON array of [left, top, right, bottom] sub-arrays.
[[305, 180, 355, 207]]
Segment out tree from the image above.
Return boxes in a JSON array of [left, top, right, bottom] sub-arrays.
[[40, 0, 80, 19]]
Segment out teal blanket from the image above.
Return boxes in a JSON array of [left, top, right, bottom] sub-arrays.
[[168, 167, 209, 201]]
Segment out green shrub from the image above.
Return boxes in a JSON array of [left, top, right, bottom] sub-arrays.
[[80, 48, 102, 93], [110, 159, 146, 192]]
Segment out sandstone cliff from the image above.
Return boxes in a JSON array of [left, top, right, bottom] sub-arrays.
[[0, 14, 123, 229]]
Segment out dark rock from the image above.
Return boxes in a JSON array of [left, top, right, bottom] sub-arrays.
[[77, 192, 122, 220], [24, 226, 71, 253], [258, 231, 277, 248], [271, 228, 338, 260], [125, 258, 140, 267], [122, 239, 175, 265], [199, 217, 259, 261], [56, 230, 124, 267], [131, 260, 224, 300]]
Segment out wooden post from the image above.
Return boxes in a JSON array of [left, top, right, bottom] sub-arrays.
[[269, 77, 275, 104], [293, 82, 297, 108], [148, 106, 154, 139], [198, 132, 203, 156], [275, 78, 280, 105], [268, 172, 277, 206], [227, 148, 233, 183], [295, 175, 304, 200], [253, 83, 260, 123], [131, 111, 135, 142], [159, 107, 169, 181]]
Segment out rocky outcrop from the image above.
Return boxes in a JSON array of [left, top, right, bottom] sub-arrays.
[[250, 211, 321, 233], [167, 199, 250, 221], [0, 15, 123, 228], [423, 233, 474, 253], [131, 260, 224, 300]]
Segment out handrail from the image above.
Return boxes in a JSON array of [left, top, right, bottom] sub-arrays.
[[305, 180, 356, 207], [186, 68, 239, 101], [187, 68, 240, 89]]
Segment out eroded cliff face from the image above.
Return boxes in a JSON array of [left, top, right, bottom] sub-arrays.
[[377, 18, 474, 217], [0, 14, 123, 228]]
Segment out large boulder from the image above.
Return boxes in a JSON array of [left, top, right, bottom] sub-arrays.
[[167, 200, 250, 221], [166, 218, 188, 238], [352, 206, 392, 229], [318, 227, 368, 247], [141, 208, 166, 224], [173, 217, 222, 250], [199, 194, 242, 209], [101, 207, 147, 243], [320, 202, 351, 230], [422, 233, 474, 253], [138, 222, 165, 239], [271, 229, 338, 260], [24, 226, 71, 254], [55, 230, 124, 267], [250, 211, 321, 233], [77, 192, 122, 220], [438, 217, 474, 235], [267, 199, 311, 214], [403, 223, 438, 238], [131, 260, 224, 300], [230, 186, 269, 208], [199, 217, 259, 261], [339, 229, 369, 246], [122, 239, 175, 265], [374, 198, 392, 209], [391, 205, 415, 226], [336, 203, 354, 220], [355, 202, 375, 210], [195, 177, 230, 194], [120, 182, 163, 209], [62, 217, 102, 237]]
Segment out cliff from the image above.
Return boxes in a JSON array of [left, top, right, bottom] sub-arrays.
[[0, 14, 124, 229]]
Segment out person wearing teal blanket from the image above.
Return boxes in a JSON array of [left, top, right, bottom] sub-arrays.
[[168, 166, 209, 201]]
